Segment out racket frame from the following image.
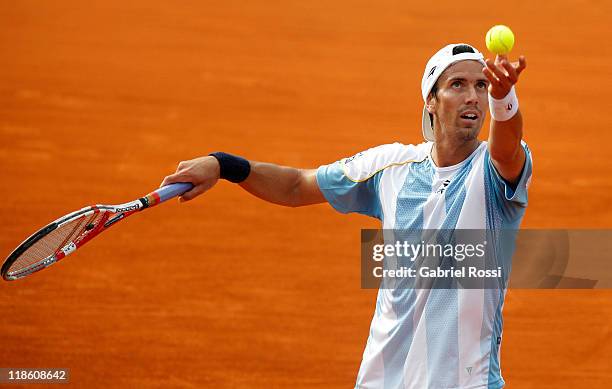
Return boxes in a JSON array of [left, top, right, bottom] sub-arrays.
[[2, 183, 192, 281]]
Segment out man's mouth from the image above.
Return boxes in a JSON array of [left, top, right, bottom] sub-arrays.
[[459, 111, 479, 121]]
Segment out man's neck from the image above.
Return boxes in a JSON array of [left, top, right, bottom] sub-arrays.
[[431, 138, 481, 167]]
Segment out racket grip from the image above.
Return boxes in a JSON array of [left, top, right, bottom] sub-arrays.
[[150, 182, 195, 205]]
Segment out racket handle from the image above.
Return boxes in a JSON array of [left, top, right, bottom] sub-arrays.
[[143, 182, 194, 207]]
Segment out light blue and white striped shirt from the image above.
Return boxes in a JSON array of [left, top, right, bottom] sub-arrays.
[[317, 141, 533, 389]]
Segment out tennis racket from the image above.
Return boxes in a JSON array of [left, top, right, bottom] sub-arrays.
[[1, 182, 194, 281]]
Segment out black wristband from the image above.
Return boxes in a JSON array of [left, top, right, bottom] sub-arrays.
[[209, 152, 251, 183]]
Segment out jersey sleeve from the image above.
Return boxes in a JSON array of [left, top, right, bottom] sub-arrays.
[[485, 141, 533, 221], [316, 143, 412, 220]]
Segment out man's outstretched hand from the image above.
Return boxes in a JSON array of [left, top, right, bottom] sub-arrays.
[[160, 156, 220, 202], [483, 55, 527, 99]]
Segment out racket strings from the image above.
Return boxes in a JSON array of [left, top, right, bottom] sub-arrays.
[[56, 213, 95, 251], [8, 212, 107, 275]]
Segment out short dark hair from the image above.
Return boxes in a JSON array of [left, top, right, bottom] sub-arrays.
[[428, 44, 477, 127]]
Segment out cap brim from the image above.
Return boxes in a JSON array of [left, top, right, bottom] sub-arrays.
[[421, 105, 435, 142]]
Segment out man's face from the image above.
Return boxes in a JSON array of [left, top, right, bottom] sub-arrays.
[[426, 60, 489, 142]]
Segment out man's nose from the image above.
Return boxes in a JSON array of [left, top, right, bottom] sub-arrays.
[[465, 86, 479, 105]]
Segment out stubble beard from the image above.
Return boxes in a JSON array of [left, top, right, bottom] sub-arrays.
[[458, 126, 480, 141]]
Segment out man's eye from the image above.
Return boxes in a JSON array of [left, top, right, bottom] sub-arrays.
[[477, 82, 487, 89], [452, 81, 461, 88]]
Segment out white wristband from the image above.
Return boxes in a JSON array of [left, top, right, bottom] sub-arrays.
[[489, 86, 519, 122]]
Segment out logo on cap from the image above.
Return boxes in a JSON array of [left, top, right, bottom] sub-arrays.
[[427, 66, 437, 78]]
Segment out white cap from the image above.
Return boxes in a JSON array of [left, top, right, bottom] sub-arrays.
[[421, 43, 486, 142]]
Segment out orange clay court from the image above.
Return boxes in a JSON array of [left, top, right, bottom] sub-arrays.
[[1, 1, 611, 388]]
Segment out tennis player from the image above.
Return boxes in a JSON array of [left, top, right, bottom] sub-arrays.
[[161, 43, 531, 389]]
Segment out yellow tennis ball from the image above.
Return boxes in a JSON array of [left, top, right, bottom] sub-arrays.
[[485, 25, 515, 55]]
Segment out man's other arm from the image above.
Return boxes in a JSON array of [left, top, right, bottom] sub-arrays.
[[160, 155, 326, 207]]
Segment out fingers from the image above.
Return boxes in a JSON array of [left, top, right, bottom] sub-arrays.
[[487, 55, 527, 78], [160, 160, 195, 187], [482, 66, 499, 87], [485, 59, 512, 89], [486, 59, 510, 83], [501, 60, 518, 84], [516, 55, 527, 75], [178, 185, 208, 202], [160, 171, 189, 188], [483, 67, 507, 100], [494, 54, 508, 66], [159, 175, 175, 188], [159, 156, 220, 202]]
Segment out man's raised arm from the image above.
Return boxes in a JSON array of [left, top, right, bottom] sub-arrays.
[[483, 54, 527, 185]]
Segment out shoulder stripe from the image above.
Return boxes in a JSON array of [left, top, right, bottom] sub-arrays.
[[341, 156, 427, 183]]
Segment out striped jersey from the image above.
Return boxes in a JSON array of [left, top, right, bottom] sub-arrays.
[[316, 141, 533, 389]]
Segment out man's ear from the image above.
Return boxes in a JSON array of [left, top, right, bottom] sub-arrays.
[[426, 93, 436, 114]]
